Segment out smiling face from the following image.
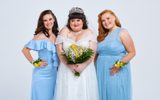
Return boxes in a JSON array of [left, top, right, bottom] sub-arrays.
[[69, 18, 83, 32], [101, 12, 116, 31], [43, 14, 55, 30]]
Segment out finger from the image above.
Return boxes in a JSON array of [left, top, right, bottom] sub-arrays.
[[45, 62, 48, 65], [111, 69, 116, 75], [110, 71, 114, 75]]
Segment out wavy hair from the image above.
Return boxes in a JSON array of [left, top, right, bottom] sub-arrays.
[[97, 9, 121, 42], [35, 10, 59, 37]]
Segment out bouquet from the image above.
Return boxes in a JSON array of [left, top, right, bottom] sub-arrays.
[[62, 44, 94, 76]]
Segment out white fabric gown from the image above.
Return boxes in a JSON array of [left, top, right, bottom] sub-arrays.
[[54, 33, 99, 100]]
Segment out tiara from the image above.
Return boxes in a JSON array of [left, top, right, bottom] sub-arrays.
[[69, 7, 84, 14]]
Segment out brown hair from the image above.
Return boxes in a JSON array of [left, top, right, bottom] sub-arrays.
[[35, 10, 59, 37], [67, 13, 88, 30], [97, 9, 121, 42]]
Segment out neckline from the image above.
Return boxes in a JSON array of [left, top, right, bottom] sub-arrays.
[[32, 39, 55, 44], [66, 30, 89, 43], [74, 31, 82, 35], [106, 27, 120, 37], [65, 35, 89, 43], [102, 27, 120, 41]]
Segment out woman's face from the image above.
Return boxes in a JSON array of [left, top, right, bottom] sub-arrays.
[[70, 18, 83, 32], [43, 14, 54, 30], [101, 12, 116, 30]]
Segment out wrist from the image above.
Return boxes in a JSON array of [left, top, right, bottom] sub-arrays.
[[114, 60, 127, 68], [31, 58, 42, 67]]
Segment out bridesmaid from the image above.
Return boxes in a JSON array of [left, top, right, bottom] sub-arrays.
[[96, 9, 136, 100], [22, 10, 59, 100]]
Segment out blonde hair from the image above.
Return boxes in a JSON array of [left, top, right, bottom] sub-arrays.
[[97, 9, 121, 42]]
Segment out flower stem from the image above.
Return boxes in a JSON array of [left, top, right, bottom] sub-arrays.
[[74, 71, 80, 77]]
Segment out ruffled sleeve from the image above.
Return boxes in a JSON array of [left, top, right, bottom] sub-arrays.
[[55, 35, 64, 44], [25, 40, 59, 67], [24, 40, 55, 51], [52, 52, 59, 67]]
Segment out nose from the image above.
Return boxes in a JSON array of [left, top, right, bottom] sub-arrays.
[[74, 21, 79, 25], [47, 20, 52, 24]]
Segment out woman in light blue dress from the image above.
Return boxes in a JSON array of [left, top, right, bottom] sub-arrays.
[[96, 9, 136, 100], [22, 10, 59, 100]]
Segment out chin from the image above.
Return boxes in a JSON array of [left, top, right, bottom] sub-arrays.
[[48, 26, 53, 29], [106, 26, 113, 30], [72, 28, 81, 32]]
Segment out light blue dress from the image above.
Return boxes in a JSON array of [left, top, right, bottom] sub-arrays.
[[25, 40, 59, 100], [96, 27, 131, 100]]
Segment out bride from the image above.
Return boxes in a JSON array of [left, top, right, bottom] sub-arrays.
[[54, 7, 99, 100]]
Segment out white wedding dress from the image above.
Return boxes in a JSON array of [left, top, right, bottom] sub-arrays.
[[54, 32, 99, 100]]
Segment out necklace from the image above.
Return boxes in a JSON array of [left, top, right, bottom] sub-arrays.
[[74, 30, 82, 35]]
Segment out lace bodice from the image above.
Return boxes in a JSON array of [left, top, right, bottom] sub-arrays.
[[55, 33, 97, 49]]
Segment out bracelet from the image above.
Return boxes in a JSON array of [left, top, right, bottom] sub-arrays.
[[114, 60, 127, 68], [32, 58, 42, 67]]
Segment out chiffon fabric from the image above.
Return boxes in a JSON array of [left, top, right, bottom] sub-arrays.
[[96, 28, 132, 100], [25, 40, 59, 100]]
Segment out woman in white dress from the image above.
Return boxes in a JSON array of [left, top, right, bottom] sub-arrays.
[[54, 7, 99, 100]]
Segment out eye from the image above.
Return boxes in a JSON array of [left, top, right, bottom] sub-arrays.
[[71, 20, 74, 22], [43, 19, 47, 22], [101, 19, 105, 22], [70, 19, 75, 22], [77, 19, 81, 22], [49, 18, 53, 21], [106, 17, 110, 20]]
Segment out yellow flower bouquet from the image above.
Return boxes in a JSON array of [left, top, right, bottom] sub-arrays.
[[62, 44, 94, 76]]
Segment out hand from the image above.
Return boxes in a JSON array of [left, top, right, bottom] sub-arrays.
[[110, 66, 120, 76], [75, 63, 87, 73], [33, 60, 48, 67], [38, 61, 48, 67], [67, 64, 76, 73]]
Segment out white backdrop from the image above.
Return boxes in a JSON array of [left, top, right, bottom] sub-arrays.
[[0, 0, 160, 100]]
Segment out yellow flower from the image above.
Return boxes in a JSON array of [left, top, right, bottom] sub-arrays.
[[114, 60, 127, 68], [33, 63, 40, 67], [33, 59, 42, 67], [70, 44, 80, 58], [62, 44, 94, 77]]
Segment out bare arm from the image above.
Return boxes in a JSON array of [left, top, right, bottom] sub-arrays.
[[56, 27, 70, 64], [22, 34, 48, 66], [56, 27, 77, 72], [111, 29, 136, 75], [87, 39, 97, 63], [22, 47, 33, 63], [56, 43, 67, 64], [120, 30, 136, 63]]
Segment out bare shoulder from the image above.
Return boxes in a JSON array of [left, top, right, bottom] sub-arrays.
[[85, 28, 93, 33], [58, 27, 70, 36], [84, 28, 96, 36], [120, 28, 130, 37], [119, 28, 133, 42], [33, 32, 47, 40]]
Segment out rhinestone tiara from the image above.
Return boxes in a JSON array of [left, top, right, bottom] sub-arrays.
[[69, 7, 84, 14]]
